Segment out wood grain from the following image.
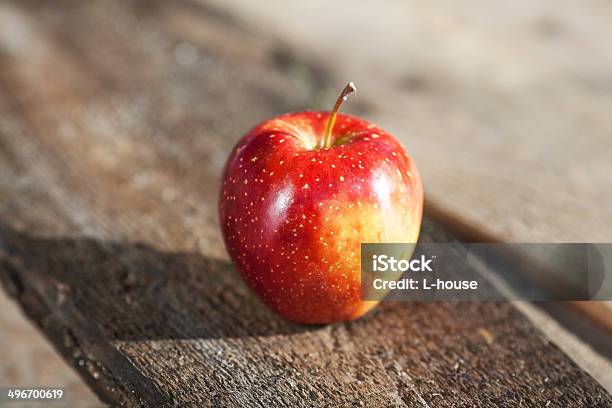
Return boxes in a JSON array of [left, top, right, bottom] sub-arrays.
[[2, 224, 611, 406], [0, 0, 610, 406], [0, 290, 103, 407]]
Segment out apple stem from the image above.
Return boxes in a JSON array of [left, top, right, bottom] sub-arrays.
[[321, 82, 356, 148]]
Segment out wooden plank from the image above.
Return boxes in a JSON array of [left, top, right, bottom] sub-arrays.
[[0, 0, 610, 406], [0, 290, 103, 407], [206, 0, 612, 243], [2, 224, 611, 406]]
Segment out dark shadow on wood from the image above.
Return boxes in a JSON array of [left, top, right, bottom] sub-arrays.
[[2, 222, 611, 405], [0, 224, 316, 342]]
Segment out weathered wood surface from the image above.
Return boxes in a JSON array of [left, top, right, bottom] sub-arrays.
[[3, 226, 612, 407], [0, 0, 610, 406], [0, 290, 102, 407]]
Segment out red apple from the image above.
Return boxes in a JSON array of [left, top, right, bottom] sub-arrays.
[[219, 83, 423, 324]]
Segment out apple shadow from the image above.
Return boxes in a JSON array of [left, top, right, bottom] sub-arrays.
[[0, 224, 315, 342]]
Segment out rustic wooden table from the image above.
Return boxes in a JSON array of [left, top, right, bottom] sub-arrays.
[[0, 0, 610, 406]]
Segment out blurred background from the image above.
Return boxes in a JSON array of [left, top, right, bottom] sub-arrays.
[[1, 0, 611, 405]]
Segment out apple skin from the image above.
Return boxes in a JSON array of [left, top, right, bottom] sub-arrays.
[[219, 111, 423, 324]]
